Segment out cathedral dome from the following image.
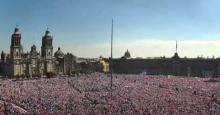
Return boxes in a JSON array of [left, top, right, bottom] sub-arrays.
[[32, 44, 36, 48], [54, 47, 64, 57], [31, 44, 37, 52], [124, 49, 131, 58], [99, 55, 103, 59]]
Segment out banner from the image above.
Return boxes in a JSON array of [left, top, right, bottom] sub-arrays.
[[203, 71, 213, 78], [141, 70, 147, 75]]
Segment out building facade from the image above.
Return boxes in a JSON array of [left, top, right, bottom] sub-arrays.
[[0, 26, 77, 77], [104, 49, 220, 78]]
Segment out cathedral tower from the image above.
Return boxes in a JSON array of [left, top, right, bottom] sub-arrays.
[[10, 25, 22, 60], [41, 28, 53, 58], [41, 28, 54, 72], [9, 25, 23, 76]]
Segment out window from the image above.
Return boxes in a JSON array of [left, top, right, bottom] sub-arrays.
[[16, 52, 18, 57], [49, 52, 51, 56], [15, 39, 17, 45]]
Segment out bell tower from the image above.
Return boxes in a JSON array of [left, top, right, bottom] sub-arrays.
[[10, 25, 22, 60], [9, 25, 23, 76], [41, 28, 53, 58], [41, 28, 54, 73]]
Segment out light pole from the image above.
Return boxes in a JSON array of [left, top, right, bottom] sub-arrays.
[[110, 19, 114, 96]]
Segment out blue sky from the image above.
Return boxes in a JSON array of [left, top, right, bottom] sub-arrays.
[[1, 0, 220, 58]]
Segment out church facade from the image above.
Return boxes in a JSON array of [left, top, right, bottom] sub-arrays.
[[0, 26, 77, 77]]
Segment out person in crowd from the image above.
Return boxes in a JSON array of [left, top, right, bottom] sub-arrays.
[[0, 73, 219, 114]]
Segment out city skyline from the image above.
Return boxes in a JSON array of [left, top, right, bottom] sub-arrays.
[[1, 0, 220, 58]]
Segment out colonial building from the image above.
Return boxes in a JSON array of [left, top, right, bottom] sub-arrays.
[[64, 53, 77, 74], [105, 46, 220, 78], [0, 26, 77, 77]]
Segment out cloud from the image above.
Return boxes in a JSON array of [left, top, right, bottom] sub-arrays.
[[59, 39, 220, 58]]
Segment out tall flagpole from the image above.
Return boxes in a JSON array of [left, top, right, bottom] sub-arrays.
[[176, 41, 177, 53], [110, 19, 113, 95]]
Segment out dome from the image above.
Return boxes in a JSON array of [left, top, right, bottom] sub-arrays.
[[172, 53, 180, 60], [31, 44, 36, 52], [32, 44, 36, 48], [99, 55, 103, 59], [54, 47, 64, 57], [124, 49, 131, 58]]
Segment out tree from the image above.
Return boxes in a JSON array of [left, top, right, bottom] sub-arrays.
[[32, 74, 36, 78], [15, 74, 20, 78], [26, 74, 31, 78], [20, 74, 25, 79], [37, 74, 41, 78], [72, 69, 81, 76], [46, 72, 54, 78], [72, 71, 75, 74], [53, 73, 57, 77]]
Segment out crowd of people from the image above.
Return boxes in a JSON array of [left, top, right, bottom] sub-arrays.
[[0, 73, 220, 114]]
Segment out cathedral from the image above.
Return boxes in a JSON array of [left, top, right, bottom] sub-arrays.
[[0, 26, 77, 77]]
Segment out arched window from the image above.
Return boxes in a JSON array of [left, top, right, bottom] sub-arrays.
[[14, 39, 16, 45], [16, 39, 18, 45], [16, 52, 18, 57], [49, 52, 51, 56]]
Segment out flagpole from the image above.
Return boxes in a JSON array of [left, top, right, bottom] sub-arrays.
[[176, 41, 177, 53], [110, 19, 113, 96]]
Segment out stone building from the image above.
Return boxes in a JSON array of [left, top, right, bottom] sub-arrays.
[[0, 26, 77, 77], [54, 47, 65, 75], [64, 53, 77, 74], [105, 46, 220, 78], [53, 48, 77, 75]]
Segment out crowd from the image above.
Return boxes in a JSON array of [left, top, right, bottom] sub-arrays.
[[0, 73, 220, 115]]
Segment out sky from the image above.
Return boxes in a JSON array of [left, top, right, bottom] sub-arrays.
[[1, 0, 220, 58]]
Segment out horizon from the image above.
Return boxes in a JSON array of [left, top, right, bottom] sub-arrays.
[[1, 0, 220, 58]]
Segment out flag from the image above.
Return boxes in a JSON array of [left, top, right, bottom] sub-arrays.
[[204, 71, 213, 78]]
